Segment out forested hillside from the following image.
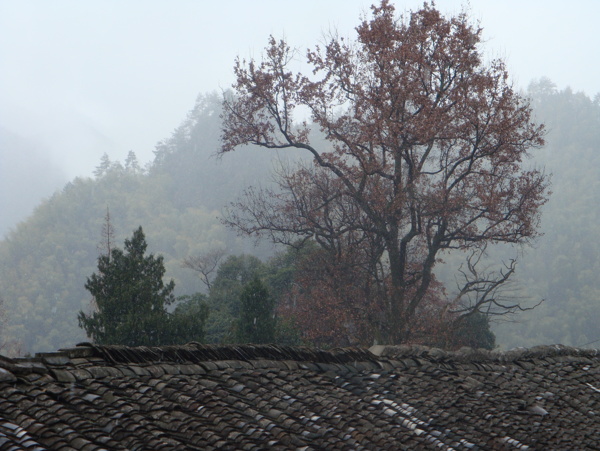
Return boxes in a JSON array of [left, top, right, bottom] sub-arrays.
[[0, 93, 280, 354], [494, 80, 600, 348], [0, 84, 598, 354]]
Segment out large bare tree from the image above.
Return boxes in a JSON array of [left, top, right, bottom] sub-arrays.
[[220, 2, 549, 345]]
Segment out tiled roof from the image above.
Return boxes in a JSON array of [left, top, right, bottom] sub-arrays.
[[1, 342, 599, 450]]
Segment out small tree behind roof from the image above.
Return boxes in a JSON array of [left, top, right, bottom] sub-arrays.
[[78, 226, 176, 346]]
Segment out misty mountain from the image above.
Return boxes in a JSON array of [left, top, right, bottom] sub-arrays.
[[0, 93, 282, 353], [0, 84, 599, 354], [494, 81, 600, 348], [0, 127, 67, 237]]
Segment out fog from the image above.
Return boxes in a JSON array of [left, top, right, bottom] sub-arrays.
[[1, 0, 599, 237]]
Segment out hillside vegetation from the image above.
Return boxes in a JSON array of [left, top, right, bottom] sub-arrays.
[[0, 84, 598, 354], [0, 93, 279, 353], [494, 81, 600, 348]]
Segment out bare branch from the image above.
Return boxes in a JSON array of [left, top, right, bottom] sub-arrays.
[[450, 248, 543, 319], [220, 2, 549, 345], [182, 249, 226, 292]]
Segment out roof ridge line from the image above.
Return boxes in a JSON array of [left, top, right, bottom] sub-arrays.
[[370, 344, 600, 362], [74, 343, 381, 365]]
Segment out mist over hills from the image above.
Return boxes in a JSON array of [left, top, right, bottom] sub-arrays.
[[0, 127, 67, 238], [0, 93, 283, 353], [0, 84, 599, 354], [494, 82, 600, 348]]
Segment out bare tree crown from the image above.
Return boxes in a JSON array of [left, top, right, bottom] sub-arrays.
[[220, 1, 549, 345]]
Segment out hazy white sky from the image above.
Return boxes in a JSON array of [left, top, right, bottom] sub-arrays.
[[1, 0, 599, 179]]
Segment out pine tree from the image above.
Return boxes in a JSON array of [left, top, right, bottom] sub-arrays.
[[168, 293, 210, 344], [125, 150, 141, 174], [78, 226, 175, 346], [97, 207, 115, 259], [93, 153, 112, 178], [235, 277, 276, 344]]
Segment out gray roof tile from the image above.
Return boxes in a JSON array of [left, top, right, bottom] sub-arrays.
[[0, 343, 599, 448]]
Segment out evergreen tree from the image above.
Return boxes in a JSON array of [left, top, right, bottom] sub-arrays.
[[93, 153, 112, 178], [78, 226, 176, 346], [201, 254, 265, 343], [168, 293, 210, 344], [452, 312, 496, 350], [235, 277, 276, 344], [125, 150, 142, 174]]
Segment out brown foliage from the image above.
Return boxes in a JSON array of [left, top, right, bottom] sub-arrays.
[[221, 2, 549, 345]]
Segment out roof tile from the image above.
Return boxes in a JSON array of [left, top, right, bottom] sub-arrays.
[[1, 343, 600, 448]]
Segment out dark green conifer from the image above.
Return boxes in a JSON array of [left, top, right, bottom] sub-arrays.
[[235, 277, 276, 344], [78, 226, 175, 346]]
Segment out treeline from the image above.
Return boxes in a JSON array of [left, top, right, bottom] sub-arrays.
[[0, 84, 598, 354]]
